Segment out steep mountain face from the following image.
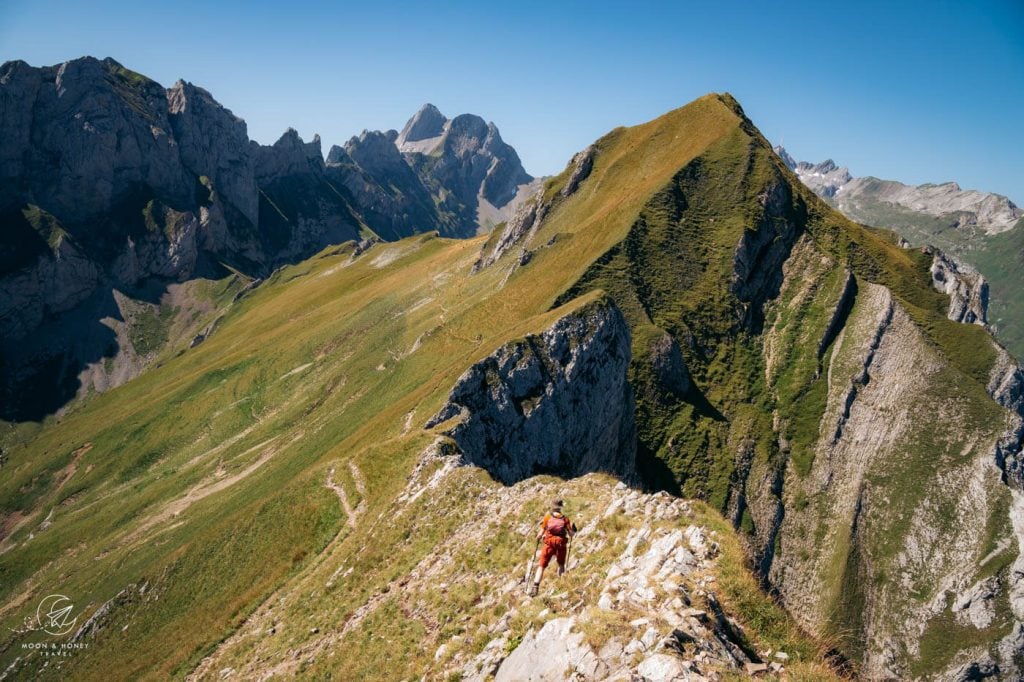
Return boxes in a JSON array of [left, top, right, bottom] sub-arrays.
[[776, 146, 1024, 360], [324, 130, 445, 241], [398, 103, 539, 233], [425, 299, 637, 485], [2, 92, 1021, 681], [0, 58, 534, 421]]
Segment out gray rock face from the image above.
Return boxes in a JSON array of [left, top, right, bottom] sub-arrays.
[[474, 187, 549, 271], [398, 104, 535, 235], [929, 248, 988, 325], [396, 103, 447, 151], [0, 230, 101, 339], [1, 58, 541, 419], [425, 299, 636, 484], [494, 617, 605, 681], [989, 346, 1024, 417], [253, 128, 324, 181], [561, 145, 595, 198], [167, 80, 258, 227], [324, 130, 444, 240], [440, 114, 530, 209], [647, 331, 690, 397], [0, 57, 194, 226]]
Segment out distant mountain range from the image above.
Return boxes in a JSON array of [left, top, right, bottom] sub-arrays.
[[0, 57, 535, 419], [776, 146, 1024, 358]]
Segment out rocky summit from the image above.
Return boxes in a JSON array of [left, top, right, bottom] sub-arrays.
[[0, 58, 534, 422], [1, 64, 1023, 682]]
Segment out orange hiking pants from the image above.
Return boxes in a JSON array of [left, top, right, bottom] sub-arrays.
[[538, 535, 567, 568]]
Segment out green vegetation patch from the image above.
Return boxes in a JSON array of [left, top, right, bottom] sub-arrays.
[[129, 302, 177, 357]]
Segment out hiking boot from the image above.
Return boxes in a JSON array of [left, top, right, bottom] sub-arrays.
[[527, 582, 538, 597]]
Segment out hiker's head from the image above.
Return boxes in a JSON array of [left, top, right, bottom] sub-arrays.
[[552, 499, 563, 512]]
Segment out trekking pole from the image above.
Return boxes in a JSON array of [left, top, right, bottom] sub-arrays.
[[523, 537, 540, 584], [564, 535, 572, 573]]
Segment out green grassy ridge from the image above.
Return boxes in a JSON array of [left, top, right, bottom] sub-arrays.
[[546, 124, 814, 506], [512, 96, 1018, 674]]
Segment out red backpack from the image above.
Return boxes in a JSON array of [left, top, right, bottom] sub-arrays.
[[545, 514, 568, 538]]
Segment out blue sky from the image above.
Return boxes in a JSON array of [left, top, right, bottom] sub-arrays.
[[2, 0, 1022, 200]]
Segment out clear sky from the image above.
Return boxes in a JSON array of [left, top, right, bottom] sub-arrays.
[[2, 0, 1021, 201]]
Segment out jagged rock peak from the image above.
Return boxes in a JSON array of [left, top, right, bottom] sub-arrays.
[[397, 103, 448, 150], [269, 128, 321, 156], [343, 129, 410, 174], [325, 144, 351, 165], [928, 247, 989, 325], [774, 145, 797, 170], [253, 128, 324, 180], [166, 79, 245, 125]]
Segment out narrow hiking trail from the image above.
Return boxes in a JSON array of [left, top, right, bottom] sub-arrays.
[[325, 466, 359, 530], [187, 453, 826, 680]]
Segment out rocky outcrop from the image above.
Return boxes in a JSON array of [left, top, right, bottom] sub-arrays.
[[465, 486, 778, 682], [425, 299, 636, 484], [929, 248, 988, 325], [646, 331, 691, 398], [473, 188, 548, 271], [561, 145, 595, 197], [989, 346, 1024, 417], [473, 143, 597, 272]]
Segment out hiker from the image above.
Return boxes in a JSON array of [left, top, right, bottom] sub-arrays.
[[528, 499, 576, 596]]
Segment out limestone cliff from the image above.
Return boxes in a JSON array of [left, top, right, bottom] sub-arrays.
[[426, 298, 636, 484], [0, 58, 536, 420]]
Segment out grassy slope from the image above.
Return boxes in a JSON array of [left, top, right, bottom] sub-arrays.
[[0, 93, 1010, 678], [973, 221, 1024, 357], [833, 190, 1024, 360]]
